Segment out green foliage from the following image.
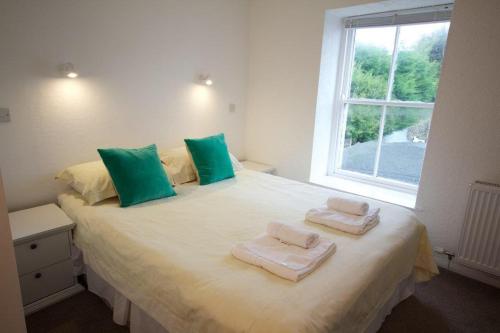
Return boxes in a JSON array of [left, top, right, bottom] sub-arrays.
[[383, 108, 431, 138], [346, 107, 421, 145], [392, 51, 440, 102], [350, 45, 391, 99], [346, 28, 447, 144], [415, 28, 448, 63], [345, 106, 380, 144], [350, 64, 388, 100]]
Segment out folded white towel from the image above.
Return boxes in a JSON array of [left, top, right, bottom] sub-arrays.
[[306, 208, 380, 235], [326, 197, 369, 216], [267, 222, 320, 249], [232, 235, 336, 282]]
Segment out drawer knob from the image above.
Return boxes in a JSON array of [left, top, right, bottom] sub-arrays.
[[30, 243, 38, 250], [35, 273, 42, 279]]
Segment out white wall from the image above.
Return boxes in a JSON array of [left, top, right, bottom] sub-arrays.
[[247, 0, 421, 181], [0, 171, 26, 333], [0, 0, 249, 210], [416, 0, 500, 258]]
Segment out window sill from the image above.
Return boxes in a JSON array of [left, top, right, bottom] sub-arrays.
[[310, 175, 416, 209]]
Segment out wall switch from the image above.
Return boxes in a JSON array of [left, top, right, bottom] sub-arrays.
[[229, 103, 236, 113], [0, 108, 10, 122]]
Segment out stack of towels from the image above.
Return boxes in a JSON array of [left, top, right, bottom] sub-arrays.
[[306, 197, 380, 235], [232, 222, 336, 282]]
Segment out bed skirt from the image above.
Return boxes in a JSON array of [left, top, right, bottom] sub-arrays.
[[86, 265, 168, 333], [76, 246, 416, 333]]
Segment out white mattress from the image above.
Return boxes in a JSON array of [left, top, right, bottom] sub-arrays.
[[58, 170, 438, 333]]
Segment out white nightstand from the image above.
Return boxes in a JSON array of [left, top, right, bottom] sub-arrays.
[[241, 160, 276, 175], [9, 204, 84, 315]]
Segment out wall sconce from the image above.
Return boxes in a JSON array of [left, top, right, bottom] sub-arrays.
[[60, 63, 79, 78], [199, 74, 213, 86]]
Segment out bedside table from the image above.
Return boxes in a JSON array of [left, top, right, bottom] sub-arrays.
[[9, 204, 84, 315], [241, 160, 276, 174]]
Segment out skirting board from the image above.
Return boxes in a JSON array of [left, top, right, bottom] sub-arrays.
[[433, 254, 500, 289], [24, 283, 85, 316]]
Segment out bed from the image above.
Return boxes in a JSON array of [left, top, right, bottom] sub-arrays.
[[58, 169, 438, 333]]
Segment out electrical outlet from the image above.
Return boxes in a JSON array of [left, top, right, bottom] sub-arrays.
[[229, 103, 236, 113], [0, 108, 10, 122], [434, 247, 455, 258]]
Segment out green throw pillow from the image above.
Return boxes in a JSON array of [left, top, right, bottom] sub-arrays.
[[97, 144, 176, 207], [184, 133, 235, 185]]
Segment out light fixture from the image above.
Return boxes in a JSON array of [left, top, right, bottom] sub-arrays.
[[60, 63, 79, 78], [199, 74, 213, 86]]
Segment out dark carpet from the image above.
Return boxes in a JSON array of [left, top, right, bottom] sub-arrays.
[[379, 269, 500, 333], [26, 269, 499, 333]]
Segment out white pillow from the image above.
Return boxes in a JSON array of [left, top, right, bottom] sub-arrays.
[[56, 159, 175, 205], [160, 147, 197, 185], [56, 160, 117, 205], [160, 146, 243, 185]]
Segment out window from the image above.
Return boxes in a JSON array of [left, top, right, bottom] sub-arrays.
[[330, 6, 451, 191]]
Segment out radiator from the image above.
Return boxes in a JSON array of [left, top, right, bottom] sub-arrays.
[[457, 181, 500, 276]]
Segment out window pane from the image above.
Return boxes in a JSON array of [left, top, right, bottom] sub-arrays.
[[391, 22, 450, 102], [341, 104, 382, 175], [350, 26, 396, 100], [377, 107, 432, 184]]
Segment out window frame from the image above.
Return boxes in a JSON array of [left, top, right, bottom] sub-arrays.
[[328, 21, 447, 193]]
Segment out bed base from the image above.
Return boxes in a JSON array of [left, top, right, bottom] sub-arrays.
[[84, 263, 415, 333]]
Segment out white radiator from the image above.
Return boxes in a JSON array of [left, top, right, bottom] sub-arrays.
[[457, 181, 500, 276]]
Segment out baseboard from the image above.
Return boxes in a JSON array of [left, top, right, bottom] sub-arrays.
[[24, 283, 85, 315], [434, 255, 500, 288]]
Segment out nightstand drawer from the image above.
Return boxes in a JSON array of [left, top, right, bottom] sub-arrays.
[[20, 259, 74, 305], [15, 231, 71, 275]]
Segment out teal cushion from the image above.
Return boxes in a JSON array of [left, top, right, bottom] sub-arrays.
[[97, 144, 176, 207], [184, 133, 235, 185]]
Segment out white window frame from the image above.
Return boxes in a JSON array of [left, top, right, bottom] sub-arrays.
[[328, 16, 450, 194]]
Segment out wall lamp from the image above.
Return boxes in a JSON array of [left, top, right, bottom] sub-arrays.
[[60, 63, 79, 78], [199, 74, 213, 86]]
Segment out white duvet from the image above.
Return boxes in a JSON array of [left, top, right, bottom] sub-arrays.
[[58, 170, 438, 333]]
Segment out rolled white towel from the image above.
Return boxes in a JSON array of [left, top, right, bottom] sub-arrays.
[[306, 208, 380, 235], [267, 222, 320, 249], [327, 197, 369, 216]]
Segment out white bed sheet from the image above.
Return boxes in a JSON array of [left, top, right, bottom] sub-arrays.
[[58, 170, 438, 333]]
